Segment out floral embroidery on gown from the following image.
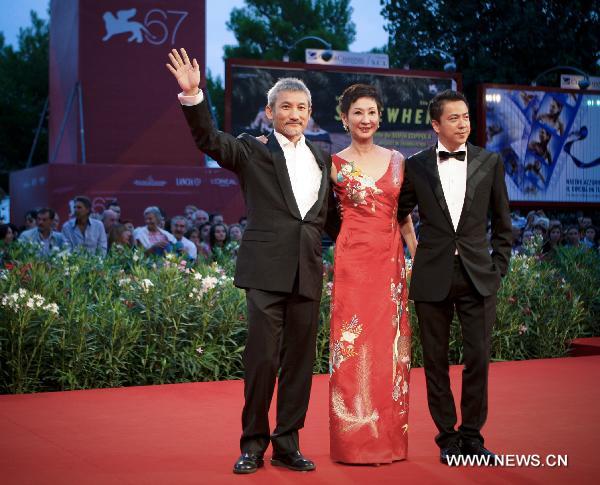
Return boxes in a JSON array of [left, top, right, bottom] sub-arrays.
[[329, 150, 411, 463]]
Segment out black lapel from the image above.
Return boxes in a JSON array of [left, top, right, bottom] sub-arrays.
[[303, 139, 328, 221], [456, 143, 487, 232], [423, 145, 454, 230], [267, 133, 302, 219]]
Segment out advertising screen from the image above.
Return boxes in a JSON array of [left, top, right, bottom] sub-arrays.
[[482, 85, 600, 203], [226, 60, 459, 158]]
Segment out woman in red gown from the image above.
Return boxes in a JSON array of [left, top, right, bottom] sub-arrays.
[[329, 84, 417, 464]]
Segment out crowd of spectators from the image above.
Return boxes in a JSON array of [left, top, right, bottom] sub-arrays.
[[504, 209, 599, 258], [0, 197, 249, 265], [1, 198, 598, 267]]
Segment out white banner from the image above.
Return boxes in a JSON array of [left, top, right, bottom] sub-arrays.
[[560, 74, 600, 91], [305, 49, 389, 68]]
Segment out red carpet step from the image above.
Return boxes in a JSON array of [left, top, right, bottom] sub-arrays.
[[1, 356, 598, 484], [569, 337, 600, 357]]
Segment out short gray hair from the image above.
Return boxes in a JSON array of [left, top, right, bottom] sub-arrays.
[[143, 206, 163, 223], [171, 215, 188, 228], [267, 78, 311, 108], [102, 209, 117, 221]]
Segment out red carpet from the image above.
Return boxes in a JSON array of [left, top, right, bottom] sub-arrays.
[[569, 337, 600, 357], [1, 356, 598, 484]]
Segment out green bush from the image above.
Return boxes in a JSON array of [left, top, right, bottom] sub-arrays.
[[0, 245, 247, 393], [0, 241, 597, 394], [408, 248, 594, 366]]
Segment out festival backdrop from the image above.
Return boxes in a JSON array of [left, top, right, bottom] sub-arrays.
[[225, 60, 459, 158], [49, 0, 206, 166], [481, 85, 600, 204]]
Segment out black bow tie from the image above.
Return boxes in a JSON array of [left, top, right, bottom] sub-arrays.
[[438, 150, 466, 161]]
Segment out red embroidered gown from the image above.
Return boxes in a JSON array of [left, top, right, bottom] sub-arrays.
[[329, 150, 411, 463]]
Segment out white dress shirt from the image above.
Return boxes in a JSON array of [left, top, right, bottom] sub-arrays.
[[272, 131, 321, 219], [178, 90, 322, 219], [436, 141, 467, 232]]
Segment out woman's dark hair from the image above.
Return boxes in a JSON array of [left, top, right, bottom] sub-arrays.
[[108, 223, 132, 250], [338, 84, 383, 115], [198, 221, 212, 241], [209, 223, 229, 248], [185, 227, 200, 240], [428, 89, 469, 122], [0, 223, 11, 241]]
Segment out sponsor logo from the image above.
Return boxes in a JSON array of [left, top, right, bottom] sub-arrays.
[[101, 8, 189, 46], [176, 177, 202, 187], [23, 177, 46, 189], [133, 176, 167, 187], [210, 177, 238, 188]]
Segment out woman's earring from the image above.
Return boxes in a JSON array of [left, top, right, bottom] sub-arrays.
[[343, 123, 348, 132]]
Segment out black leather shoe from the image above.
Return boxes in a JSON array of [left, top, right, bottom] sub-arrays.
[[271, 450, 316, 471], [233, 453, 264, 474], [440, 443, 462, 465], [461, 441, 498, 465]]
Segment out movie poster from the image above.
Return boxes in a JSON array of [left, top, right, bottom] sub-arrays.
[[227, 63, 457, 158], [484, 86, 600, 203]]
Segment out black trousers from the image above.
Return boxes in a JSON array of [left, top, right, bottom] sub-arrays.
[[240, 278, 320, 455], [414, 256, 496, 449]]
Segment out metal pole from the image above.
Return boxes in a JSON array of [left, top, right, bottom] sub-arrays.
[[26, 97, 49, 167], [77, 82, 86, 164], [50, 83, 78, 164]]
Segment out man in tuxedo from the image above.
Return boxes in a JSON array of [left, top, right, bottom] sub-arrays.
[[167, 49, 338, 474], [397, 90, 512, 465]]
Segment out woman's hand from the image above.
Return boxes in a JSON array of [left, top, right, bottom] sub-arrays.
[[399, 215, 417, 260]]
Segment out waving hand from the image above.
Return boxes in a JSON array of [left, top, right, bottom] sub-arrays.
[[166, 48, 200, 96]]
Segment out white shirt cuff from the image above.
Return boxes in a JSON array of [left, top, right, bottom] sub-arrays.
[[178, 90, 204, 106]]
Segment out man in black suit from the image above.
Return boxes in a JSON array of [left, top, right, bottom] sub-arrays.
[[397, 90, 512, 465], [167, 49, 338, 474]]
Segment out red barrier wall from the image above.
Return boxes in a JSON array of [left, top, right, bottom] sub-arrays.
[[49, 0, 206, 166], [10, 164, 245, 227]]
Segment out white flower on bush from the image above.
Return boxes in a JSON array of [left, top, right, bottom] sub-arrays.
[[139, 279, 154, 292], [118, 277, 132, 287], [1, 288, 59, 315], [45, 303, 59, 315], [0, 270, 8, 280], [202, 276, 219, 292], [132, 252, 140, 262], [188, 273, 226, 300]]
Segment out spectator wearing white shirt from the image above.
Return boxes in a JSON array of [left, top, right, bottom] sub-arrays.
[[62, 196, 107, 255], [170, 215, 197, 260], [133, 206, 176, 257]]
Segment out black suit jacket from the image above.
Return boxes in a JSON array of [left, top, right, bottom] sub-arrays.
[[182, 99, 338, 300], [397, 142, 512, 302]]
